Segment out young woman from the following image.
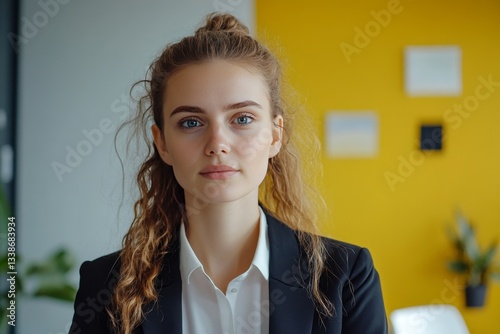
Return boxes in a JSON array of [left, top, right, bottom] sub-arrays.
[[70, 13, 387, 334]]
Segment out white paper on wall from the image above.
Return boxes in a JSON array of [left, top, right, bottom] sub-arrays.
[[325, 111, 379, 158], [404, 45, 462, 96]]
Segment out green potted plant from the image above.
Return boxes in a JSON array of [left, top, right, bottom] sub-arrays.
[[0, 185, 77, 331], [447, 210, 500, 307]]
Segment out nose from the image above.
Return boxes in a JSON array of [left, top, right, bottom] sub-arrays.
[[204, 124, 231, 156]]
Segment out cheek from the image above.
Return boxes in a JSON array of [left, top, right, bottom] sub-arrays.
[[236, 128, 274, 165], [247, 127, 274, 149], [162, 141, 193, 176], [170, 146, 197, 166]]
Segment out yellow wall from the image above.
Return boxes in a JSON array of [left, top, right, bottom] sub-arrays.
[[256, 0, 500, 332]]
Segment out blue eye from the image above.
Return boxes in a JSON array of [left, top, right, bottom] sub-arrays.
[[235, 115, 253, 125], [180, 119, 202, 129]]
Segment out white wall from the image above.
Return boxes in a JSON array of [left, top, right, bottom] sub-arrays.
[[17, 0, 254, 332]]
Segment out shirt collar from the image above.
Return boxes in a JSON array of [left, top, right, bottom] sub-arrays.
[[253, 206, 269, 279], [179, 206, 269, 284]]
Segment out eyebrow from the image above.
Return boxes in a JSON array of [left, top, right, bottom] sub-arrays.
[[169, 100, 263, 118]]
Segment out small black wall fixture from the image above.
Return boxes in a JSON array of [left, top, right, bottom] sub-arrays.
[[420, 125, 443, 151]]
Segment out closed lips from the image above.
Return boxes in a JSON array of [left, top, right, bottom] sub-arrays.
[[200, 165, 238, 174], [199, 165, 239, 179]]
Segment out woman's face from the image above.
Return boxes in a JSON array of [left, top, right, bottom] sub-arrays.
[[152, 60, 283, 206]]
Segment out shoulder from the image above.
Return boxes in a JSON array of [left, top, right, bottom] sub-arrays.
[[75, 250, 123, 308], [79, 250, 122, 286], [265, 211, 377, 285], [84, 250, 122, 269], [320, 236, 388, 331], [70, 251, 122, 333], [318, 235, 382, 299], [265, 210, 374, 277], [321, 236, 375, 280]]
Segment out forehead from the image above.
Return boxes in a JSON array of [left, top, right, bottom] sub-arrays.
[[163, 60, 270, 113]]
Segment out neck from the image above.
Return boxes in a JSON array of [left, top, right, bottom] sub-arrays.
[[183, 191, 261, 292]]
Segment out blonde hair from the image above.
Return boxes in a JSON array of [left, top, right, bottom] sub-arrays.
[[110, 12, 332, 333]]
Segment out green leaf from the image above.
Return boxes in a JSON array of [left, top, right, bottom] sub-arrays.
[[448, 260, 468, 273], [32, 283, 77, 302], [457, 213, 480, 260], [482, 241, 498, 267], [25, 262, 54, 276], [446, 225, 464, 253], [0, 255, 8, 272], [52, 248, 76, 273], [25, 247, 76, 276], [0, 185, 12, 222]]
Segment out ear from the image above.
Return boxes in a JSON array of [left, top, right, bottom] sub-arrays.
[[151, 124, 173, 165], [269, 115, 283, 158]]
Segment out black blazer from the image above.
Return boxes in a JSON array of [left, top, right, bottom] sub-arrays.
[[69, 213, 388, 333]]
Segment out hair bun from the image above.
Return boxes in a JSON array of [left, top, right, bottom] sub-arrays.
[[195, 13, 249, 36]]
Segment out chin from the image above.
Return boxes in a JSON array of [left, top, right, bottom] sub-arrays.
[[185, 187, 258, 207]]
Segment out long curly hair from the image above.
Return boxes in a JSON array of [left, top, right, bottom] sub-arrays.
[[109, 12, 332, 334]]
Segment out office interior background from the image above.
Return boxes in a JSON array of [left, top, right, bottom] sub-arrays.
[[0, 0, 499, 333]]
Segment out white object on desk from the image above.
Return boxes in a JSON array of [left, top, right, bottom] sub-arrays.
[[390, 304, 469, 334]]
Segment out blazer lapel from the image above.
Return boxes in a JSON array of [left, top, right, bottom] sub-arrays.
[[267, 214, 315, 334], [142, 249, 182, 334]]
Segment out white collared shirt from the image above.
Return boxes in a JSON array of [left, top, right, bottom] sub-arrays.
[[179, 207, 270, 334]]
